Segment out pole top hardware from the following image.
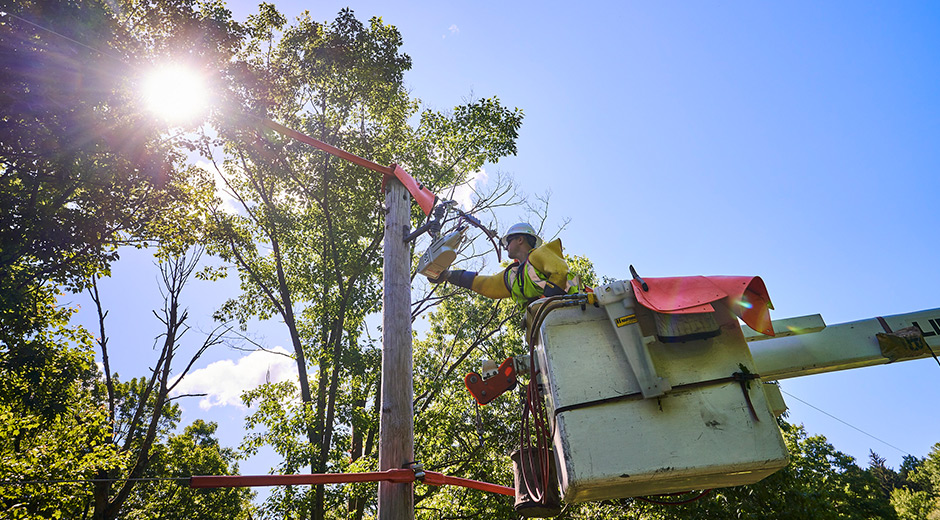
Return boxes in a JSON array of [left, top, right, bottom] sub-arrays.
[[404, 461, 426, 482]]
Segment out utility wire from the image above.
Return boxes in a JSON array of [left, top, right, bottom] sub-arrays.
[[780, 389, 912, 457], [0, 10, 126, 64], [0, 477, 190, 487]]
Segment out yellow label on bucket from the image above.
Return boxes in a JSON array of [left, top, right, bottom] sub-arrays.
[[615, 314, 637, 327]]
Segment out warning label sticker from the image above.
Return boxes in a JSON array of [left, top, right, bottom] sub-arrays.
[[616, 314, 638, 327]]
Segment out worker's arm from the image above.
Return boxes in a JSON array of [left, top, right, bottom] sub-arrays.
[[428, 269, 511, 299], [528, 238, 570, 292]]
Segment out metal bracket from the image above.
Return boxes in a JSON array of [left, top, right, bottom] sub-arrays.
[[404, 201, 449, 243], [405, 461, 426, 481], [595, 280, 671, 399]]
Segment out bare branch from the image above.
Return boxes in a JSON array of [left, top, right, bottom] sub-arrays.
[[88, 275, 115, 420], [167, 393, 208, 402], [167, 322, 230, 393]]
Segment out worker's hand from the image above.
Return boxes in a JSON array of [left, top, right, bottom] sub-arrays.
[[428, 270, 450, 284]]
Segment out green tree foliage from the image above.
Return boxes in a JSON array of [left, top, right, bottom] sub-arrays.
[[891, 444, 940, 520], [0, 287, 96, 420], [566, 254, 600, 289], [0, 0, 234, 325], [0, 1, 249, 516], [0, 244, 248, 519], [0, 382, 121, 519], [412, 290, 522, 519], [872, 452, 908, 498], [240, 381, 326, 519], [120, 420, 254, 519]]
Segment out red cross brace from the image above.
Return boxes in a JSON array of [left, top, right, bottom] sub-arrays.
[[190, 469, 514, 496], [260, 118, 437, 216]]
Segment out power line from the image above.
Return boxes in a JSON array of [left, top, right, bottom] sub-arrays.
[[780, 389, 912, 458], [0, 476, 190, 487], [0, 10, 126, 64]]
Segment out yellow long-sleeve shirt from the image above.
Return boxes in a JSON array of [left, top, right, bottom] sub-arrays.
[[466, 238, 572, 301]]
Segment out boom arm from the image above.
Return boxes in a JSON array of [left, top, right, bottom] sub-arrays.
[[746, 308, 940, 381]]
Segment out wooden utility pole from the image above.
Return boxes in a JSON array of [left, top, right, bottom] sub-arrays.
[[378, 178, 415, 520]]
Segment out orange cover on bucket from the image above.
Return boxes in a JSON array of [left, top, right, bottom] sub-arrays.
[[631, 276, 774, 336]]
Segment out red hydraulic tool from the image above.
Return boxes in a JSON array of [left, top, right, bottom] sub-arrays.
[[465, 357, 518, 405]]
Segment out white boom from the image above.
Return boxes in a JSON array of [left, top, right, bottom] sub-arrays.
[[744, 308, 940, 380]]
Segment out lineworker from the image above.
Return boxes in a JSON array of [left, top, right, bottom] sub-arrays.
[[428, 222, 582, 308]]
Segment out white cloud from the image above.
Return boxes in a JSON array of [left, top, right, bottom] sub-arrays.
[[171, 346, 297, 410], [449, 24, 459, 35], [452, 168, 488, 211]]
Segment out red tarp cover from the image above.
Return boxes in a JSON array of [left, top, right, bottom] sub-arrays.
[[384, 164, 436, 216], [631, 276, 775, 336]]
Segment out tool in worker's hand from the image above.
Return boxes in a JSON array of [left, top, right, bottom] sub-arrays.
[[417, 226, 466, 279], [456, 210, 502, 263], [413, 200, 502, 279]]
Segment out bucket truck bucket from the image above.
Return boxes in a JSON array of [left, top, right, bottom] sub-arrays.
[[528, 278, 789, 503]]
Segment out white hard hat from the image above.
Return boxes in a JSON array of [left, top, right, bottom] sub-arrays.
[[500, 222, 543, 249]]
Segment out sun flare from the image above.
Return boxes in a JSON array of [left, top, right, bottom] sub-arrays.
[[142, 64, 208, 123]]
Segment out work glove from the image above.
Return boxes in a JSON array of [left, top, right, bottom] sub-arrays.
[[428, 270, 450, 284]]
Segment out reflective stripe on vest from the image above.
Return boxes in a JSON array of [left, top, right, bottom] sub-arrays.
[[504, 261, 581, 308], [526, 262, 582, 295]]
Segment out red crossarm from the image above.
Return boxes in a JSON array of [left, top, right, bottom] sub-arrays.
[[260, 119, 389, 177], [422, 471, 515, 496], [260, 118, 437, 216], [190, 469, 514, 497]]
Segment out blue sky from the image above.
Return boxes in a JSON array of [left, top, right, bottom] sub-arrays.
[[75, 0, 939, 482]]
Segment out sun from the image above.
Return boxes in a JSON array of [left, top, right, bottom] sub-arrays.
[[142, 64, 209, 124]]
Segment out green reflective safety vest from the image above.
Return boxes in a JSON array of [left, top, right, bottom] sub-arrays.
[[504, 260, 581, 309]]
